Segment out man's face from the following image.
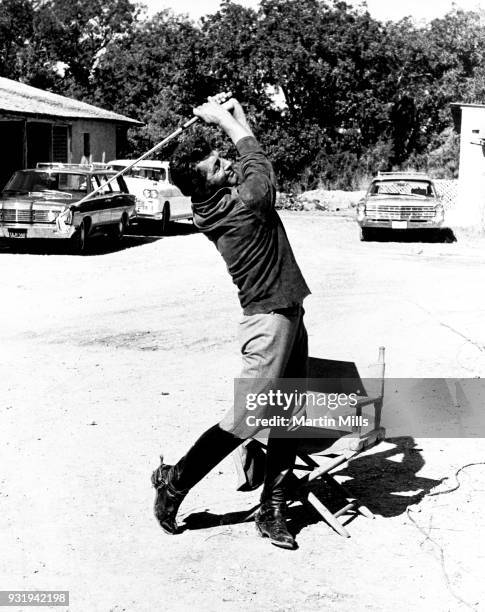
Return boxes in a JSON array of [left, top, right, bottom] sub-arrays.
[[195, 151, 238, 195]]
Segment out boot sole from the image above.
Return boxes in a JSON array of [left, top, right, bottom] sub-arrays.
[[154, 504, 179, 535], [255, 522, 296, 550], [156, 518, 178, 535]]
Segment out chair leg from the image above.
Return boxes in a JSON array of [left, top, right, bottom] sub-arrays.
[[357, 504, 375, 519], [296, 451, 319, 469], [306, 453, 354, 483], [374, 399, 383, 430], [243, 504, 261, 522], [323, 474, 375, 520], [242, 451, 372, 536], [307, 492, 351, 538]]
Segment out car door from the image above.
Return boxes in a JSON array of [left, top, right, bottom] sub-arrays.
[[158, 169, 192, 220], [92, 174, 124, 224]]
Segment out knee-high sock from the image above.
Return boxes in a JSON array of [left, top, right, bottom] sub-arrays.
[[169, 424, 242, 492], [260, 435, 298, 507]]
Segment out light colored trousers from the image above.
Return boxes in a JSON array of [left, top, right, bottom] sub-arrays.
[[219, 305, 308, 438]]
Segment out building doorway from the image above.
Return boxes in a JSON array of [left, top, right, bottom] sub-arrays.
[[0, 121, 24, 189], [27, 122, 52, 168]]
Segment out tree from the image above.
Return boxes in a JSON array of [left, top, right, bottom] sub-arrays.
[[15, 0, 139, 95], [2, 0, 470, 188], [0, 0, 35, 80], [92, 10, 208, 153]]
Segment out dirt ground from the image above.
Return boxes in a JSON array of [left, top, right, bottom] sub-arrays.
[[1, 212, 484, 612]]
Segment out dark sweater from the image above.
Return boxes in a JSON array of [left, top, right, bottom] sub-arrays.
[[192, 136, 310, 315]]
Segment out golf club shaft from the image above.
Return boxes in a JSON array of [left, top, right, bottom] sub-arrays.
[[74, 116, 197, 206], [75, 93, 231, 206]]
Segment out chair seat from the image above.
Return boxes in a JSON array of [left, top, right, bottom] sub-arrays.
[[296, 425, 386, 455]]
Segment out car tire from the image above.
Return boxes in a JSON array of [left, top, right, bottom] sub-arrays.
[[159, 202, 170, 235], [360, 227, 373, 242], [73, 219, 89, 254], [110, 215, 126, 242], [441, 228, 456, 243]]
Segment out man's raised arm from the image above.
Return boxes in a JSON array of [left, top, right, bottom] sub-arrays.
[[194, 97, 276, 211]]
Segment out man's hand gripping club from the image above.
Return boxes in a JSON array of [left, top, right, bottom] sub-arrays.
[[194, 92, 255, 145]]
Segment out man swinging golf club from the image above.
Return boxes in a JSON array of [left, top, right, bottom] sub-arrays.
[[151, 94, 310, 549]]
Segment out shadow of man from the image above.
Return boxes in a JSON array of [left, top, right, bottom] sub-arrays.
[[330, 436, 444, 518], [180, 436, 443, 535]]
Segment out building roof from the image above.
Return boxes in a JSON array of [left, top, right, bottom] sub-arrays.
[[450, 102, 485, 132], [0, 77, 142, 126], [450, 102, 485, 110]]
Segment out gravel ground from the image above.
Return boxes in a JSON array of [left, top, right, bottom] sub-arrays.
[[0, 212, 484, 612]]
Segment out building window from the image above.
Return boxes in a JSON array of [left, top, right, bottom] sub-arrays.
[[83, 132, 91, 158], [116, 126, 128, 158], [52, 125, 68, 163]]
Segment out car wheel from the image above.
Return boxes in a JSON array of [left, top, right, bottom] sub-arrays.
[[110, 217, 125, 241], [73, 220, 89, 254], [159, 202, 170, 235], [360, 227, 373, 242], [441, 228, 456, 243]]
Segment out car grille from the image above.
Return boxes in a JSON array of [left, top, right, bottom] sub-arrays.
[[0, 209, 53, 223], [365, 204, 436, 222]]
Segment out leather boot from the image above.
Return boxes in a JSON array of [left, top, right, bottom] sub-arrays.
[[255, 435, 298, 549], [255, 501, 296, 549], [151, 424, 241, 533], [151, 461, 188, 534]]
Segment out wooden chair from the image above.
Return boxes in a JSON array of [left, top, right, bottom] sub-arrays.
[[240, 347, 386, 538], [290, 346, 386, 537]]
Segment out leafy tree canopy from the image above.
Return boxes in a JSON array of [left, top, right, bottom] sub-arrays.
[[1, 0, 479, 188]]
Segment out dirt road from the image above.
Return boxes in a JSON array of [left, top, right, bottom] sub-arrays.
[[1, 213, 484, 611]]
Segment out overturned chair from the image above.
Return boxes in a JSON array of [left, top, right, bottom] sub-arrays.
[[237, 347, 386, 537]]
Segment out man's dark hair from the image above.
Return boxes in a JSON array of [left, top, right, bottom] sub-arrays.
[[169, 134, 213, 198]]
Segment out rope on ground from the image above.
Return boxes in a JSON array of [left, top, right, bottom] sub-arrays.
[[406, 462, 485, 611], [428, 462, 485, 497]]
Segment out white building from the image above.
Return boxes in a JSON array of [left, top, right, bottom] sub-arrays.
[[451, 102, 485, 228], [0, 77, 142, 189]]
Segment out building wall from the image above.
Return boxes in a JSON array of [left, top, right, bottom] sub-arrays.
[[0, 115, 124, 188], [71, 120, 117, 164], [454, 107, 485, 228]]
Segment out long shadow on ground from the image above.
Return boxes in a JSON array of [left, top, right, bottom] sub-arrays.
[[178, 436, 443, 537]]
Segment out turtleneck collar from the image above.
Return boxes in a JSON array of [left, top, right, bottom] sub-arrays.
[[191, 186, 238, 231]]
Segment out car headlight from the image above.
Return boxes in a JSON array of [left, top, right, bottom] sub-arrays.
[[356, 202, 366, 221], [55, 207, 73, 232], [150, 189, 159, 199], [47, 209, 58, 222], [435, 203, 444, 222], [143, 188, 152, 199]]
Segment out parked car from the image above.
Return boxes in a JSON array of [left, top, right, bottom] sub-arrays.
[[107, 159, 192, 234], [356, 172, 445, 241], [0, 163, 136, 252]]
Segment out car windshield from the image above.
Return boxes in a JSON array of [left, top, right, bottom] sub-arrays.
[[2, 171, 88, 198], [370, 180, 434, 197]]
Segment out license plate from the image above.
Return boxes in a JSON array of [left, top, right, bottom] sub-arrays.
[[8, 229, 27, 238], [391, 221, 407, 229]]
